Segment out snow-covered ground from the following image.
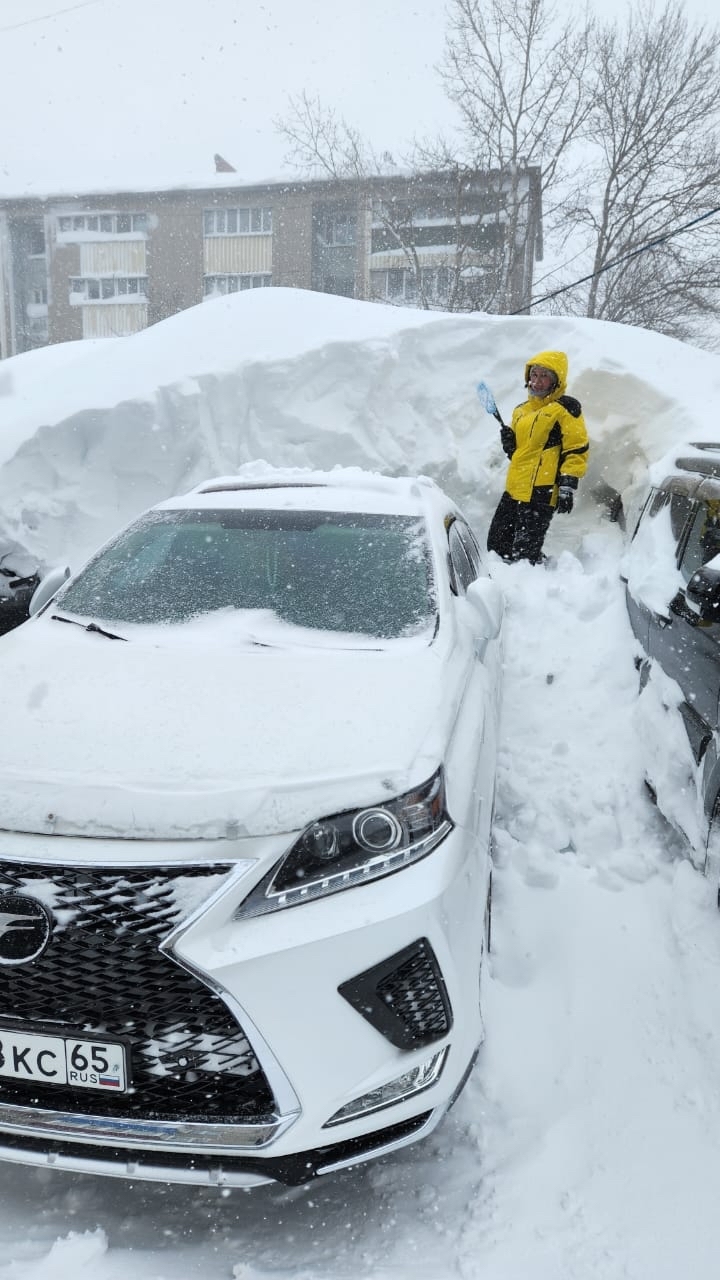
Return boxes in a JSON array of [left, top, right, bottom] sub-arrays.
[[1, 290, 720, 1278]]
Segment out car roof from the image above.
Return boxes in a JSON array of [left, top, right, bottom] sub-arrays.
[[669, 442, 720, 482], [650, 443, 720, 502], [155, 468, 449, 519]]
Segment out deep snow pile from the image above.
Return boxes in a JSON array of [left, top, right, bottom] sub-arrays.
[[2, 290, 720, 1278], [2, 286, 720, 572]]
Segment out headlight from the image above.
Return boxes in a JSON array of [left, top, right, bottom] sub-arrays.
[[235, 767, 453, 918]]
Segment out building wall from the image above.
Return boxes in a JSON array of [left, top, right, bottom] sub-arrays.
[[0, 169, 541, 355], [271, 195, 314, 290], [146, 196, 204, 326], [47, 241, 82, 344]]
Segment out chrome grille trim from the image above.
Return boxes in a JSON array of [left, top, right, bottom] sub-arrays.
[[0, 1100, 292, 1151], [160, 875, 302, 1121]]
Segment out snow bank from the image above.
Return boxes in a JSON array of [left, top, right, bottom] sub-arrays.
[[2, 288, 720, 570]]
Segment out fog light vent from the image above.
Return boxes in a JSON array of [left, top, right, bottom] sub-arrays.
[[338, 938, 452, 1050]]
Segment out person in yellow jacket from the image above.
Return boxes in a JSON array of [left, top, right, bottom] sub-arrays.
[[486, 349, 589, 564]]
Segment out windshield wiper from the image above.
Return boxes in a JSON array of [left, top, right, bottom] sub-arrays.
[[51, 613, 127, 642]]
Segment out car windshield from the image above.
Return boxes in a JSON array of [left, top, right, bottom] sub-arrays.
[[57, 508, 436, 639]]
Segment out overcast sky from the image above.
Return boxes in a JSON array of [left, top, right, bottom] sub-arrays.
[[0, 0, 718, 197]]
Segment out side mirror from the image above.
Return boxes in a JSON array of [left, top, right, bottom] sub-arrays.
[[685, 566, 720, 621], [464, 577, 504, 640], [29, 565, 71, 617]]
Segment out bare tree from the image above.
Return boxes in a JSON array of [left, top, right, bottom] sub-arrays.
[[276, 91, 375, 182], [276, 92, 439, 307], [276, 93, 489, 311], [567, 2, 720, 341], [275, 93, 540, 313], [438, 0, 594, 311]]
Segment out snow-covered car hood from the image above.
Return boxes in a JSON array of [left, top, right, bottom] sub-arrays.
[[0, 617, 463, 839]]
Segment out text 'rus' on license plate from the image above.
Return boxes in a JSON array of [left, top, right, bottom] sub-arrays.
[[0, 1030, 127, 1091]]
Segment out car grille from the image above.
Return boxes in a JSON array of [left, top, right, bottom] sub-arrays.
[[0, 862, 275, 1122]]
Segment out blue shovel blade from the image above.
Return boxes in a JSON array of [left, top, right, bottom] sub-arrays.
[[476, 381, 498, 416]]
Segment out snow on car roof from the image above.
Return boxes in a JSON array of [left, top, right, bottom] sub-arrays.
[[157, 465, 445, 518]]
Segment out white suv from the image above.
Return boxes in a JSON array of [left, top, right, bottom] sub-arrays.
[[0, 468, 503, 1187]]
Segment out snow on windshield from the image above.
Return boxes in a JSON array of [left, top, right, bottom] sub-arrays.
[[56, 507, 436, 640]]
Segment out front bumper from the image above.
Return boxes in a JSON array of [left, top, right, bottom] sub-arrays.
[[0, 822, 488, 1185]]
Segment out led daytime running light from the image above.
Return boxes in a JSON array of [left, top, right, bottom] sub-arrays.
[[324, 1047, 448, 1126]]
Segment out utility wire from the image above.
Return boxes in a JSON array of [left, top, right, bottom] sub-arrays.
[[514, 204, 720, 314]]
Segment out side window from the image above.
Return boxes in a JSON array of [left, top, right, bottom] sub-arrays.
[[447, 521, 475, 594], [669, 491, 694, 549], [629, 487, 667, 542], [648, 489, 670, 519], [679, 501, 720, 583], [623, 485, 684, 613]]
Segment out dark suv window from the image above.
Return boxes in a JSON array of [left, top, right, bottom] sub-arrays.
[[679, 500, 720, 583], [669, 491, 694, 548]]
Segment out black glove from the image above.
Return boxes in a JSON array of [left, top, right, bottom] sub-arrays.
[[556, 475, 577, 514], [500, 426, 516, 458]]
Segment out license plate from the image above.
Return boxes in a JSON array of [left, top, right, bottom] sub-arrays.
[[0, 1029, 127, 1092]]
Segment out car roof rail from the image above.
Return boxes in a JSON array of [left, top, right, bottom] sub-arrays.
[[193, 480, 326, 494], [674, 452, 720, 479]]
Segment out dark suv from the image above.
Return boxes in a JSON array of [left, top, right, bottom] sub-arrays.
[[624, 444, 720, 879], [0, 555, 40, 637]]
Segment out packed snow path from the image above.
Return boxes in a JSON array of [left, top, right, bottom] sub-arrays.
[[2, 525, 720, 1278]]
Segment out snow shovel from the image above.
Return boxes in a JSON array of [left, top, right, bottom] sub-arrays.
[[476, 380, 507, 428]]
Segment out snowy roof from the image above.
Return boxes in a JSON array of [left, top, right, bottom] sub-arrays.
[[164, 466, 439, 516]]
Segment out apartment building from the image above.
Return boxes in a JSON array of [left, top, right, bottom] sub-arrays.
[[0, 167, 542, 358]]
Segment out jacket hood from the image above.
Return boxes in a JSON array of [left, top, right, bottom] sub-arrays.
[[524, 350, 568, 397]]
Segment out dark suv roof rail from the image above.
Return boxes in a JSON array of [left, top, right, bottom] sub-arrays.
[[674, 452, 720, 479]]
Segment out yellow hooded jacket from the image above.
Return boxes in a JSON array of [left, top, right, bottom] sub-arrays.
[[504, 350, 589, 504]]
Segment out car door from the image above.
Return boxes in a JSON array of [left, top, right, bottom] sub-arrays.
[[623, 484, 694, 659], [622, 486, 666, 655], [445, 515, 499, 846], [650, 491, 720, 761]]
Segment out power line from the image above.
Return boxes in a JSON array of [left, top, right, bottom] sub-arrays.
[[0, 0, 107, 33], [515, 204, 720, 314]]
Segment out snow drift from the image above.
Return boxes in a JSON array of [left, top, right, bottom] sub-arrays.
[[2, 289, 720, 1278], [2, 287, 720, 572]]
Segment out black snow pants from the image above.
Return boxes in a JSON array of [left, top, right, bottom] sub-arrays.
[[486, 487, 554, 564]]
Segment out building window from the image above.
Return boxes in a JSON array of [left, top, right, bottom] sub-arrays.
[[27, 224, 46, 256], [203, 208, 273, 236], [27, 316, 49, 342], [57, 213, 148, 238], [203, 274, 272, 296], [370, 266, 451, 304], [69, 276, 148, 303], [368, 264, 448, 302], [30, 286, 48, 305], [321, 210, 356, 247]]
